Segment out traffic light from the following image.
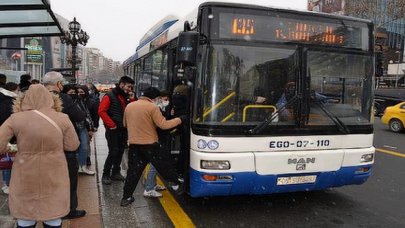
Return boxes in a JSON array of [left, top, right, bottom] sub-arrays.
[[375, 51, 384, 77]]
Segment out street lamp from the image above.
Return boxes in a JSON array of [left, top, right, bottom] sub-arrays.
[[60, 17, 89, 83], [395, 50, 401, 88]]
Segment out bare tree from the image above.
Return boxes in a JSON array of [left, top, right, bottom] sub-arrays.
[[345, 0, 405, 28]]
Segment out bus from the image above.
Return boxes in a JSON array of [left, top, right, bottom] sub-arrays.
[[123, 2, 375, 197]]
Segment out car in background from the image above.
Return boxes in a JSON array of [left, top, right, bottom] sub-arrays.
[[381, 102, 405, 132]]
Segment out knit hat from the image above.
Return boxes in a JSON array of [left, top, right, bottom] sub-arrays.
[[143, 87, 160, 99]]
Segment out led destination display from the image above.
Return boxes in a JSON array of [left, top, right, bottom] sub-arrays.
[[219, 12, 369, 50]]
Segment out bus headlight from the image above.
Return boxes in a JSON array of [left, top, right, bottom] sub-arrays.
[[201, 160, 230, 170], [207, 140, 219, 150], [197, 139, 207, 149], [360, 154, 374, 163]]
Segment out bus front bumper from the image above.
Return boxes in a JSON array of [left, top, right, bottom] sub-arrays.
[[189, 165, 372, 197]]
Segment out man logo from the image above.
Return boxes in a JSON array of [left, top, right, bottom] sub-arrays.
[[288, 158, 315, 171], [288, 158, 316, 164], [296, 164, 306, 170]]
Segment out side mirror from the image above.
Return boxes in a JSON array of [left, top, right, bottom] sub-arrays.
[[176, 30, 199, 67]]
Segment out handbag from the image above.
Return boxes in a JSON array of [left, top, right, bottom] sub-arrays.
[[0, 152, 15, 170]]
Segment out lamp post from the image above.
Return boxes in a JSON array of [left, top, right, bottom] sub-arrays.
[[60, 17, 89, 83], [395, 50, 401, 88]]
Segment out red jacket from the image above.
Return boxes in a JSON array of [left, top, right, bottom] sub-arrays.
[[98, 92, 136, 129]]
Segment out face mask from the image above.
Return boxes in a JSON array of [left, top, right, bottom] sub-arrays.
[[69, 94, 78, 100], [161, 100, 169, 108]]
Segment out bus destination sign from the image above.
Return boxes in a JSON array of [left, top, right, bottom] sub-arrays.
[[219, 12, 368, 50]]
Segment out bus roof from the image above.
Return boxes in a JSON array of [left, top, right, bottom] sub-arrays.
[[201, 2, 372, 24], [123, 1, 372, 67]]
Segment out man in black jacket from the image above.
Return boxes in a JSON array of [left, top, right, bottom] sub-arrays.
[[98, 76, 135, 185], [43, 71, 87, 219]]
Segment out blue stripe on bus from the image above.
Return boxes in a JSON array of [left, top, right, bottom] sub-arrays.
[[136, 19, 178, 51], [189, 165, 372, 197]]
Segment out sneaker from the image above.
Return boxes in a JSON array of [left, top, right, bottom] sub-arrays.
[[81, 166, 95, 175], [102, 175, 112, 185], [78, 166, 83, 173], [154, 184, 166, 191], [143, 189, 163, 198], [171, 184, 184, 195], [120, 196, 135, 207], [171, 185, 179, 191], [2, 185, 9, 194], [111, 173, 126, 181]]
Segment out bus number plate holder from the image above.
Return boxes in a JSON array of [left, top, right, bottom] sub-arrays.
[[276, 175, 317, 185]]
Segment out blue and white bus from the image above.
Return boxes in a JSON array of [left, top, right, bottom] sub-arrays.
[[123, 1, 375, 197]]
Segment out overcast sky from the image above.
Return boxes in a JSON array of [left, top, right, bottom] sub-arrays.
[[50, 0, 307, 62]]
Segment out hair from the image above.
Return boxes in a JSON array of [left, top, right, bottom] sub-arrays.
[[31, 79, 40, 84], [42, 71, 64, 86], [79, 85, 90, 97], [119, 76, 135, 85], [62, 84, 77, 94], [143, 87, 161, 99], [4, 82, 18, 92], [0, 73, 6, 87], [173, 84, 188, 96], [20, 74, 31, 82]]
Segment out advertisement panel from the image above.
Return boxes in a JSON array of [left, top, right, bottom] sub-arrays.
[[24, 38, 43, 64]]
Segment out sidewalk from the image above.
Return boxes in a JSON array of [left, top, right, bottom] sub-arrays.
[[1, 124, 173, 228], [0, 138, 102, 228], [95, 124, 173, 228]]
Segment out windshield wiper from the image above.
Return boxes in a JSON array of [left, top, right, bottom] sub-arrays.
[[248, 95, 300, 135], [313, 101, 350, 134]]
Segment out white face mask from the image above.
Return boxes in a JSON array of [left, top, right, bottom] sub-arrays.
[[161, 100, 169, 108]]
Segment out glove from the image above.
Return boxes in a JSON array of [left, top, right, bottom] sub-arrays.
[[179, 115, 188, 123]]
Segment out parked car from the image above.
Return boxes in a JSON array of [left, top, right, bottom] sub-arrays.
[[381, 102, 405, 132]]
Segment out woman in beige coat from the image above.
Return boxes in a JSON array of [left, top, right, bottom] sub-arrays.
[[0, 84, 80, 228]]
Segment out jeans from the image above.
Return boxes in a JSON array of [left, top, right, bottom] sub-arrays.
[[145, 165, 157, 191], [103, 128, 127, 176], [123, 143, 179, 199], [2, 169, 11, 186], [77, 126, 90, 167], [65, 152, 79, 211]]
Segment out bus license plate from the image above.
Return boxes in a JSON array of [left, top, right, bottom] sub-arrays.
[[276, 175, 317, 185]]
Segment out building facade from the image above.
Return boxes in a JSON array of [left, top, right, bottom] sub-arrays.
[[308, 0, 405, 62], [0, 13, 120, 84]]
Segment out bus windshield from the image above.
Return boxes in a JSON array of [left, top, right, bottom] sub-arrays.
[[307, 51, 373, 126], [193, 44, 373, 128], [194, 44, 299, 126]]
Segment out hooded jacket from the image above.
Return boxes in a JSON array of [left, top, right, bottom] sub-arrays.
[[0, 84, 80, 221]]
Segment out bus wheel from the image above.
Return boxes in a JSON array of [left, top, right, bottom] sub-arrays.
[[389, 119, 403, 132]]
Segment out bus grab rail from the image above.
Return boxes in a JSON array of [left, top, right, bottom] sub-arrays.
[[221, 112, 235, 122], [203, 91, 236, 118], [243, 105, 277, 122]]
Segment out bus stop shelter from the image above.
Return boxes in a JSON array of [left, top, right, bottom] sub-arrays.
[[0, 0, 63, 39]]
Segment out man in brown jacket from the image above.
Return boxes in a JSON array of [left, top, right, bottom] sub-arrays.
[[121, 87, 185, 207]]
